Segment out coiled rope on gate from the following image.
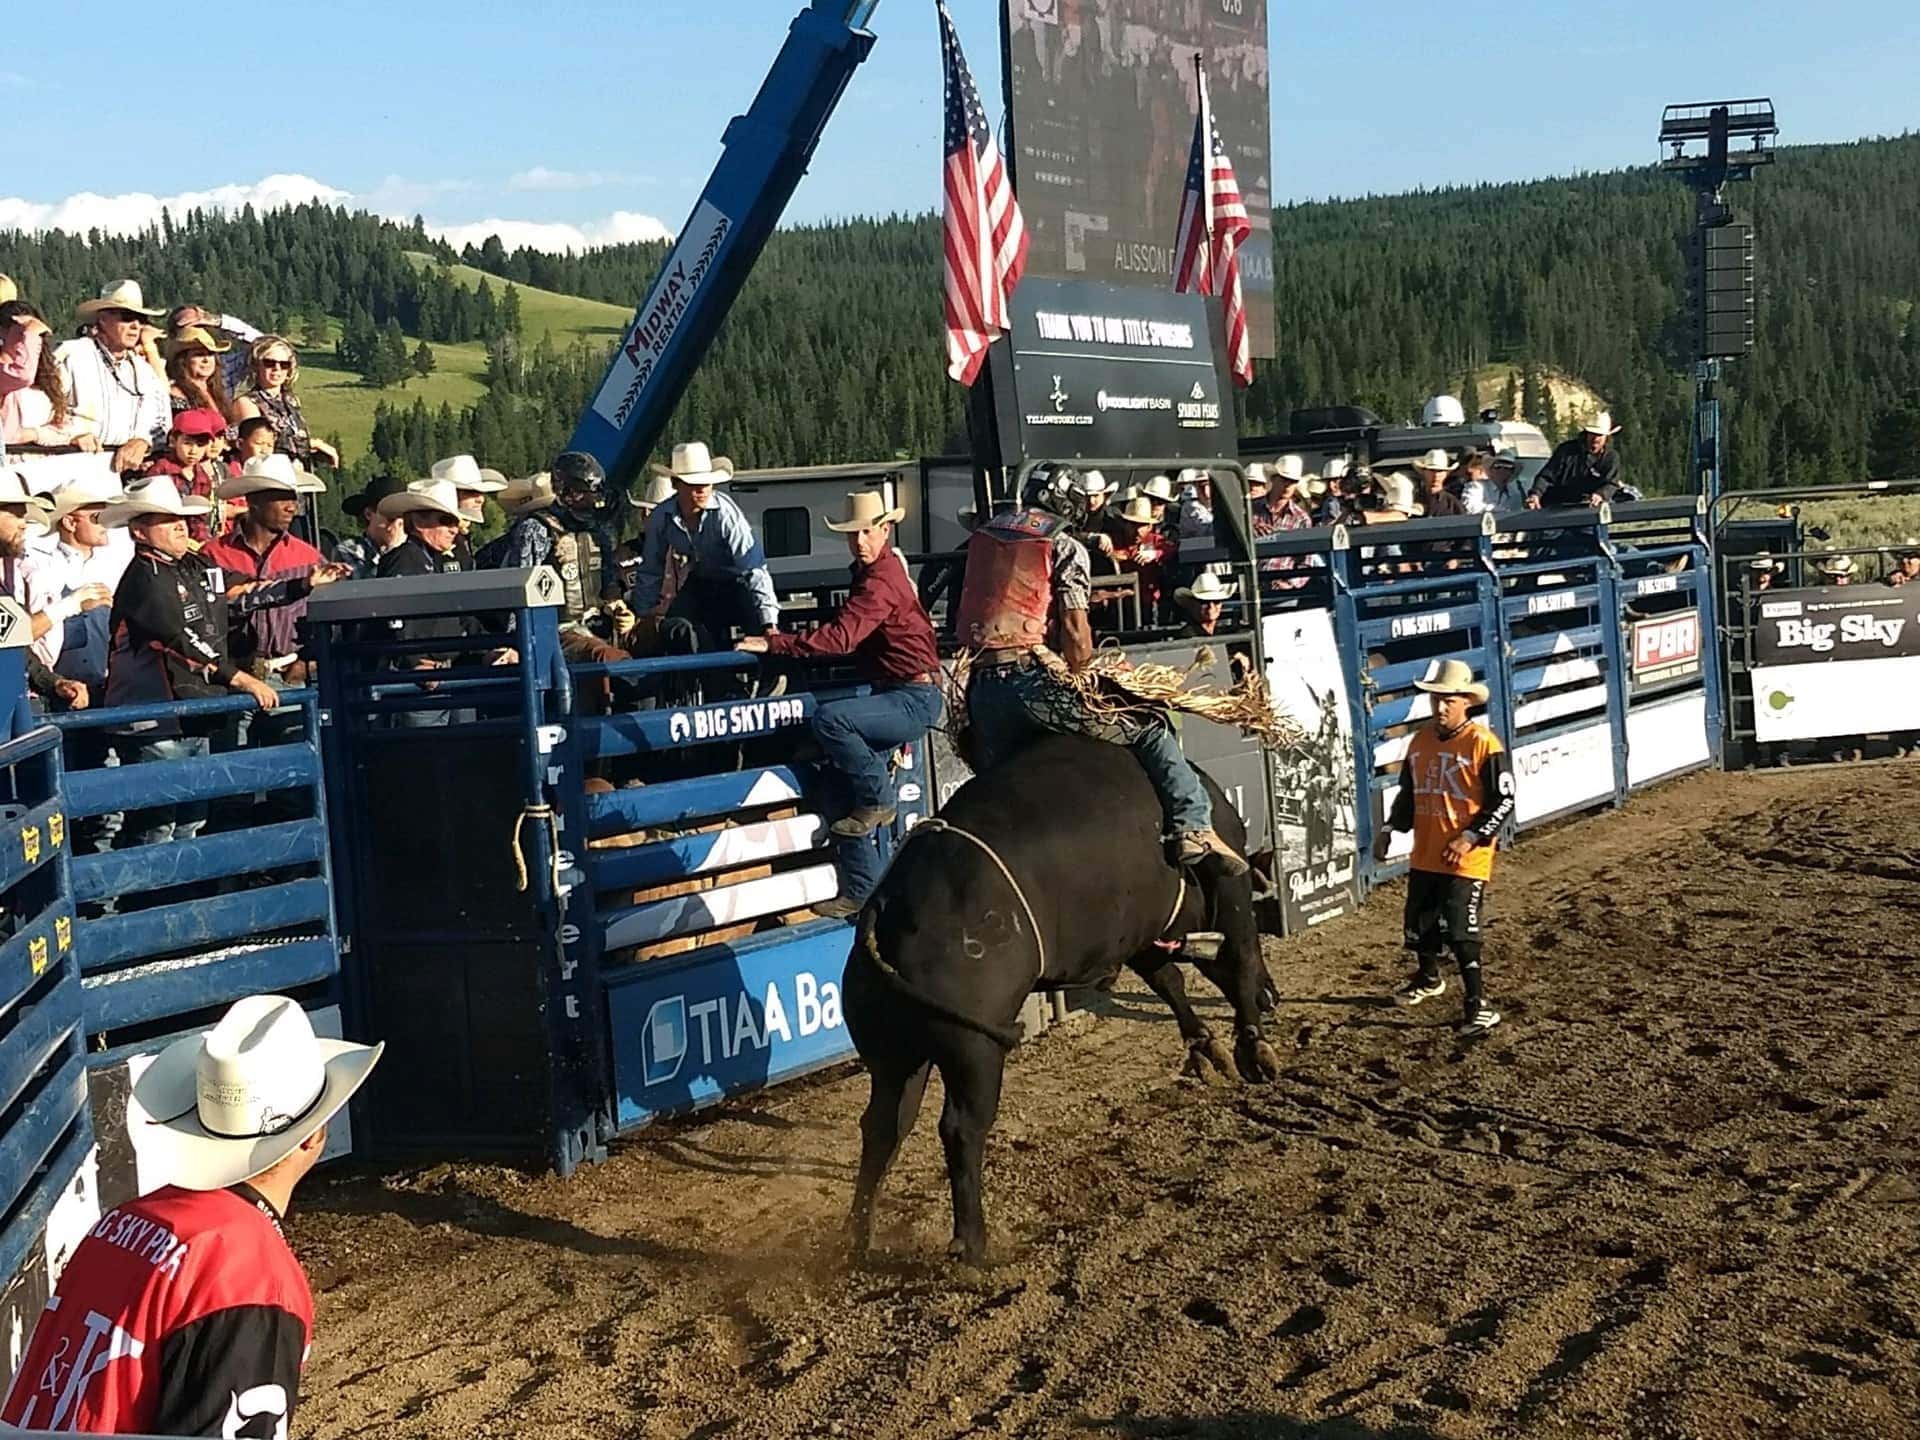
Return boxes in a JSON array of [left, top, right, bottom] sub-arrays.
[[511, 803, 563, 895]]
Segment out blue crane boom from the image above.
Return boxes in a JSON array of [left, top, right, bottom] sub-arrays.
[[567, 0, 881, 485]]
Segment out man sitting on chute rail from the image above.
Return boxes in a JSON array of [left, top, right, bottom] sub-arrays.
[[954, 464, 1294, 877]]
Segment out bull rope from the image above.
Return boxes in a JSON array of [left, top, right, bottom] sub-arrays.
[[909, 818, 1047, 983], [511, 803, 562, 895]]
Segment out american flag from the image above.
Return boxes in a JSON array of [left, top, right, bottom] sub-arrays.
[[940, 0, 1028, 386], [1172, 62, 1253, 388]]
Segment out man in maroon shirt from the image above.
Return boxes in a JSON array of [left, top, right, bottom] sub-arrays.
[[738, 492, 943, 917]]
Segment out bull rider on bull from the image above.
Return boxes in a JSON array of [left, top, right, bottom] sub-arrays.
[[953, 467, 1249, 876]]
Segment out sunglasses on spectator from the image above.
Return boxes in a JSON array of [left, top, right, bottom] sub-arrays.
[[259, 356, 294, 370], [104, 309, 143, 323]]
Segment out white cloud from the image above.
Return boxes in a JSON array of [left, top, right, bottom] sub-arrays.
[[429, 210, 674, 253], [508, 166, 653, 192], [0, 174, 347, 237], [0, 172, 672, 255]]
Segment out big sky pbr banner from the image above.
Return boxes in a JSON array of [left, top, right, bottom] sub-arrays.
[[1003, 0, 1275, 358], [1748, 584, 1920, 742]]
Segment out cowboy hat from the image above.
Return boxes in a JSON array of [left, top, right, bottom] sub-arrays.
[[429, 455, 508, 494], [1074, 469, 1113, 497], [1413, 448, 1452, 473], [342, 475, 406, 517], [1140, 474, 1179, 504], [1177, 571, 1239, 604], [162, 324, 231, 357], [1244, 464, 1272, 496], [1583, 411, 1623, 436], [43, 471, 128, 523], [500, 471, 558, 517], [824, 491, 905, 533], [1323, 457, 1351, 481], [628, 472, 675, 510], [1817, 552, 1856, 576], [127, 995, 382, 1192], [1895, 538, 1920, 561], [0, 469, 55, 522], [101, 475, 212, 524], [219, 453, 313, 500], [379, 478, 464, 522], [1746, 556, 1782, 573], [1378, 472, 1422, 516], [1414, 658, 1491, 706], [651, 440, 735, 487], [1274, 454, 1308, 484], [76, 279, 164, 320], [1112, 494, 1155, 526]]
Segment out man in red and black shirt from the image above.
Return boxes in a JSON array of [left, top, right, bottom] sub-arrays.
[[202, 454, 348, 683], [738, 491, 943, 916], [2, 994, 381, 1435]]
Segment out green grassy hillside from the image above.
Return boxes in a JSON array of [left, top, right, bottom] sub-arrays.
[[297, 261, 631, 460]]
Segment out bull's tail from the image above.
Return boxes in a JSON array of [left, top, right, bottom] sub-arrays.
[[851, 893, 1023, 1052]]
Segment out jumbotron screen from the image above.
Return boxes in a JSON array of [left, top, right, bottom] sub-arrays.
[[1002, 0, 1274, 359]]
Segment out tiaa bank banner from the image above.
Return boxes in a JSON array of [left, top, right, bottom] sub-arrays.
[[1748, 584, 1920, 742], [604, 927, 856, 1131]]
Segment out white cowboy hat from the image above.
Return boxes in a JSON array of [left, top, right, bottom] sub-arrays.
[[1274, 454, 1308, 483], [1244, 465, 1272, 495], [76, 279, 164, 319], [1140, 474, 1179, 504], [1378, 472, 1422, 516], [1413, 448, 1452, 473], [100, 475, 210, 524], [1746, 556, 1782, 573], [1177, 571, 1239, 604], [0, 469, 56, 524], [652, 441, 735, 487], [627, 472, 675, 510], [429, 455, 508, 494], [1305, 477, 1328, 498], [1177, 468, 1211, 487], [1074, 469, 1112, 497], [1583, 411, 1623, 436], [40, 466, 126, 522], [1323, 457, 1351, 481], [500, 471, 558, 517], [127, 995, 381, 1192], [823, 491, 905, 533], [1414, 658, 1491, 706], [1112, 494, 1155, 526], [1817, 552, 1856, 576], [379, 478, 464, 522], [218, 453, 312, 500]]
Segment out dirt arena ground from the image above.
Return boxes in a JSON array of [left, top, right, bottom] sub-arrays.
[[293, 762, 1920, 1439]]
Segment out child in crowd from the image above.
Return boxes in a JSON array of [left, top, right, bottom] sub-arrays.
[[138, 408, 229, 545]]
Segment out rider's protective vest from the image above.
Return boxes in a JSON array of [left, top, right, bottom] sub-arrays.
[[539, 514, 604, 622], [954, 508, 1066, 651]]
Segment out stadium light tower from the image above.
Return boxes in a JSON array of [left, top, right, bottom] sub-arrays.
[[1659, 99, 1778, 503]]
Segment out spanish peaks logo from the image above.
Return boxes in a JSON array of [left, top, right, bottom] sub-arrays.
[[1191, 382, 1206, 400], [642, 996, 688, 1087]]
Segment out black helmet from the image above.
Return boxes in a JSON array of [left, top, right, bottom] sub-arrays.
[[1023, 465, 1089, 528], [551, 451, 607, 496]]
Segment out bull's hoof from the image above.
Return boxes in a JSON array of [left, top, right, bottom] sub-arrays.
[[1184, 1035, 1239, 1086], [1235, 1028, 1282, 1084], [946, 1236, 987, 1267]]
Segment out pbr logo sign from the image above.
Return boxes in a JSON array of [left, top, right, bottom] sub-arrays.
[[664, 697, 807, 746], [1630, 612, 1702, 691]]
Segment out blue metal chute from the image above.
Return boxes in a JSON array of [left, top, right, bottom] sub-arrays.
[[567, 0, 881, 484]]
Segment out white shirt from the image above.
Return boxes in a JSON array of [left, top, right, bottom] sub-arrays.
[[26, 530, 134, 667], [55, 337, 171, 449]]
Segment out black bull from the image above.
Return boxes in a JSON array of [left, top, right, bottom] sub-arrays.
[[844, 733, 1283, 1263]]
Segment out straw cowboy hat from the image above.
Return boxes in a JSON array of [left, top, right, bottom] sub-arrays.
[[1415, 658, 1490, 706], [219, 453, 315, 500], [1112, 494, 1155, 526], [500, 471, 557, 517], [1895, 537, 1920, 561], [1140, 474, 1179, 504], [162, 324, 231, 357], [627, 472, 675, 510], [1583, 411, 1623, 436], [430, 455, 508, 494], [1817, 551, 1856, 577], [379, 478, 464, 522], [1074, 469, 1113, 497], [44, 471, 128, 523], [127, 995, 381, 1192], [651, 440, 735, 487], [1378, 472, 1422, 516], [824, 491, 905, 533], [76, 279, 165, 320], [1176, 571, 1239, 604], [101, 475, 212, 524], [0, 469, 56, 523], [1413, 448, 1452, 474]]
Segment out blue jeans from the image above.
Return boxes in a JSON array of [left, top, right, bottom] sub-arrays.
[[813, 682, 944, 904], [967, 663, 1212, 835], [120, 734, 212, 849]]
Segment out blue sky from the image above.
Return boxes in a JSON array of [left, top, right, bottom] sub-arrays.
[[3, 0, 1913, 248]]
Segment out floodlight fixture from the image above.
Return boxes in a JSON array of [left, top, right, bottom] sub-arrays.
[[1660, 99, 1777, 196]]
